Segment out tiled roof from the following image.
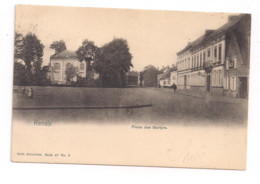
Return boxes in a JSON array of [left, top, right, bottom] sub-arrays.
[[177, 14, 247, 55], [157, 66, 170, 74], [51, 50, 77, 59], [160, 67, 177, 80]]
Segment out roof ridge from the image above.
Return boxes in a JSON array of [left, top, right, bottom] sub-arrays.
[[177, 14, 247, 55], [50, 50, 77, 59]]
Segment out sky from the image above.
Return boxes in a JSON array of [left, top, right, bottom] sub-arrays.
[[15, 5, 237, 72]]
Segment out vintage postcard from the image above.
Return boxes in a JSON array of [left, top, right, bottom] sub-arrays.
[[11, 5, 250, 170]]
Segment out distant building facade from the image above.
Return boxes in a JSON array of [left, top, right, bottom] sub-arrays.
[[157, 67, 169, 87], [50, 50, 86, 85], [176, 14, 251, 98], [158, 67, 177, 87], [170, 70, 178, 86]]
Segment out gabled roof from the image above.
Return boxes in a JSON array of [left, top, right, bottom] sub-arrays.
[[160, 67, 177, 80], [157, 67, 168, 74], [177, 14, 248, 55], [50, 50, 77, 59]]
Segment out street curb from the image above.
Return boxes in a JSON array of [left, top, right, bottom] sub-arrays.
[[13, 104, 152, 110]]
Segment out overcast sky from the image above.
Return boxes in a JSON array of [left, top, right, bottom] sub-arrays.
[[15, 5, 237, 71]]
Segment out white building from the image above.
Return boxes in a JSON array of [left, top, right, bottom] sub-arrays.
[[158, 67, 177, 87], [50, 50, 86, 85]]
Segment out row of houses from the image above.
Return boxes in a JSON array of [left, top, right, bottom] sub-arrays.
[[175, 14, 250, 98], [137, 65, 177, 88], [139, 14, 250, 99]]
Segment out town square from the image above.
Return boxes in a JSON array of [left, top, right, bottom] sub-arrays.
[[10, 5, 252, 170], [13, 7, 250, 126]]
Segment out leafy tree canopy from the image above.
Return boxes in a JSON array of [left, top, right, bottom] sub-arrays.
[[76, 39, 99, 72], [93, 38, 133, 87], [50, 40, 66, 54], [13, 32, 45, 86], [14, 32, 24, 61], [21, 33, 45, 73]]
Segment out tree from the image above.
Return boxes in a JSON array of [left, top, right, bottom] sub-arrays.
[[21, 33, 44, 74], [76, 39, 99, 73], [50, 40, 66, 54], [65, 64, 78, 82], [13, 32, 45, 85], [13, 61, 26, 85], [93, 38, 133, 87], [34, 66, 51, 86], [14, 32, 24, 61], [141, 65, 158, 87]]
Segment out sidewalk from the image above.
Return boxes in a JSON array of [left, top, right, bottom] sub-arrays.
[[173, 89, 248, 104]]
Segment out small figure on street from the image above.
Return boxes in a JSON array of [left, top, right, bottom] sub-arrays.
[[22, 87, 25, 94], [172, 83, 177, 92], [28, 87, 33, 98]]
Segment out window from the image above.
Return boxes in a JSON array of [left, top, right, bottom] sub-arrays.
[[214, 46, 217, 59], [197, 54, 199, 68], [200, 53, 202, 68], [66, 63, 71, 70], [80, 63, 84, 70], [203, 52, 206, 63], [54, 63, 60, 70], [224, 76, 229, 90], [234, 56, 237, 69], [194, 56, 197, 68], [230, 76, 236, 91], [207, 49, 211, 57], [212, 71, 216, 86], [219, 70, 223, 86], [218, 44, 222, 62], [192, 57, 194, 69], [226, 58, 229, 70], [216, 71, 219, 86]]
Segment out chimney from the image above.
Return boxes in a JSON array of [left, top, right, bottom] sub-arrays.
[[228, 15, 239, 23], [205, 30, 215, 36]]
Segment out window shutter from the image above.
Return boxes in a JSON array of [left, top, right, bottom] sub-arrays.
[[226, 59, 229, 70], [223, 77, 226, 89], [234, 77, 237, 90], [234, 56, 237, 69], [227, 77, 229, 90]]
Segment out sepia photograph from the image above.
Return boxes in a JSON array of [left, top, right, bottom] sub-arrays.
[[11, 4, 251, 170]]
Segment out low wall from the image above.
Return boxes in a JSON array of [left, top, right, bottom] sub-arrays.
[[223, 90, 237, 98], [190, 86, 205, 93], [211, 87, 224, 96], [177, 85, 191, 90]]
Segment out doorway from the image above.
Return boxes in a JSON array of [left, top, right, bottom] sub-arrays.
[[238, 77, 248, 98], [184, 75, 187, 89]]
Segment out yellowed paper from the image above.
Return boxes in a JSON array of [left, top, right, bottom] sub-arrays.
[[12, 5, 250, 170]]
